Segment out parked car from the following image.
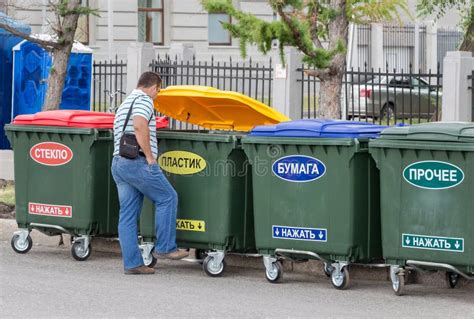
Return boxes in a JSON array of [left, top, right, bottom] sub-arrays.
[[349, 76, 442, 120]]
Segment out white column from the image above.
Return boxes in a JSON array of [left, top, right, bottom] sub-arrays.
[[371, 23, 384, 71], [441, 51, 474, 121], [126, 42, 156, 93], [425, 22, 438, 73], [414, 23, 420, 72], [272, 47, 302, 119], [168, 43, 195, 62]]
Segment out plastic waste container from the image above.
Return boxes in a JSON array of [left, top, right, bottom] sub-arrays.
[[5, 110, 118, 261], [369, 122, 474, 295], [242, 119, 386, 289], [138, 85, 289, 276]]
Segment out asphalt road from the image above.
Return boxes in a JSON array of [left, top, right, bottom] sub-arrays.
[[1, 239, 473, 318]]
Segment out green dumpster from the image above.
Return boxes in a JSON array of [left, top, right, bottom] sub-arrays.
[[5, 110, 119, 261], [242, 119, 386, 289], [139, 131, 255, 275], [138, 85, 289, 276], [369, 123, 474, 295]]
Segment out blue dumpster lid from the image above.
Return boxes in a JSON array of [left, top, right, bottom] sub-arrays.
[[0, 13, 31, 35], [249, 119, 386, 138]]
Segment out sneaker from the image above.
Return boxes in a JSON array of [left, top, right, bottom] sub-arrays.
[[153, 249, 189, 260], [124, 265, 155, 275]]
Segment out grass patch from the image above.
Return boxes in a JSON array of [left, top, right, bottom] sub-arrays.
[[0, 183, 15, 206]]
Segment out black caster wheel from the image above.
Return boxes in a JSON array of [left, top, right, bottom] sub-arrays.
[[203, 255, 226, 277], [71, 241, 91, 261], [331, 267, 350, 290], [265, 260, 283, 283], [143, 253, 157, 268], [11, 234, 33, 254], [391, 273, 405, 296]]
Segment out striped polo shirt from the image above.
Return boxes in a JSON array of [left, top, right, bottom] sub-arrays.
[[113, 89, 158, 159]]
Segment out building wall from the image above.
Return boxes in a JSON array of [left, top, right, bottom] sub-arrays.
[[3, 0, 467, 64]]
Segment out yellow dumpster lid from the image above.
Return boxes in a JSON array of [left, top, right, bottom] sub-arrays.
[[154, 85, 290, 131]]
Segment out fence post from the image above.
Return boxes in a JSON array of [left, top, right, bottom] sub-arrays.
[[272, 47, 302, 119], [442, 51, 474, 121], [168, 43, 195, 62], [425, 22, 438, 73], [370, 23, 384, 71], [126, 42, 156, 93]]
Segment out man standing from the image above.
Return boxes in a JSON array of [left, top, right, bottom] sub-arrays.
[[111, 72, 188, 275]]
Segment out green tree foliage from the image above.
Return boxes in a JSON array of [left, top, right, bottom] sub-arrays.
[[202, 0, 408, 118], [417, 0, 473, 51]]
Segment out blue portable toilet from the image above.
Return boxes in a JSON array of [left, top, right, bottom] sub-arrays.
[[11, 35, 93, 119], [0, 13, 31, 149]]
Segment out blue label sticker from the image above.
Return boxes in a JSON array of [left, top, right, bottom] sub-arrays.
[[272, 155, 326, 182], [272, 225, 327, 242]]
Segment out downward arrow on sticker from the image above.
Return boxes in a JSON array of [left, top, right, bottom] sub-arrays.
[[455, 241, 460, 249], [318, 231, 324, 239], [405, 238, 410, 245]]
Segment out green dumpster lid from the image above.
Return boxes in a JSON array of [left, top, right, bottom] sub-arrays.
[[379, 122, 474, 142]]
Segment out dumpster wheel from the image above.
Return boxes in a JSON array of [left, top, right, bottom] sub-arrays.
[[11, 233, 33, 254], [203, 255, 226, 277], [323, 262, 334, 278], [390, 266, 405, 296], [143, 253, 157, 268], [445, 272, 460, 289], [71, 241, 91, 261], [265, 260, 283, 283], [330, 266, 350, 290]]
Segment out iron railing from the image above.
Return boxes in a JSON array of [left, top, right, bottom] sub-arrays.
[[92, 56, 127, 112], [298, 63, 442, 125], [345, 64, 442, 125], [437, 28, 464, 73]]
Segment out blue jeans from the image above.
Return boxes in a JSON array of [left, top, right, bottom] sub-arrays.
[[111, 156, 178, 270]]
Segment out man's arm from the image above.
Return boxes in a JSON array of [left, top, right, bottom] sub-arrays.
[[134, 116, 155, 165]]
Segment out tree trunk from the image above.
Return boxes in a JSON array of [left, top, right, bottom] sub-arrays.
[[318, 77, 343, 119], [316, 0, 348, 119], [42, 0, 81, 111], [459, 20, 474, 53], [43, 46, 74, 111]]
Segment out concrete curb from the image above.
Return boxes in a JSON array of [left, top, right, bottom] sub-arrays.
[[1, 218, 472, 290]]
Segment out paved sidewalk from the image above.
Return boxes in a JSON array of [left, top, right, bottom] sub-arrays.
[[1, 218, 473, 292], [0, 150, 14, 180]]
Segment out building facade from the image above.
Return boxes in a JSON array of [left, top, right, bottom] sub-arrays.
[[1, 0, 466, 67]]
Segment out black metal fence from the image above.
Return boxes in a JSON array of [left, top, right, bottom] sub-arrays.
[[92, 56, 127, 112], [469, 71, 474, 121], [298, 63, 442, 125], [383, 24, 427, 73], [149, 55, 273, 129], [345, 64, 442, 124], [437, 28, 464, 73], [357, 24, 372, 69]]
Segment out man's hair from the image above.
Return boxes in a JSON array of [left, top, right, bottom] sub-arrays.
[[137, 71, 162, 88]]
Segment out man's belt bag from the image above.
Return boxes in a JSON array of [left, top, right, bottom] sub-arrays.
[[118, 96, 151, 159], [119, 133, 140, 159]]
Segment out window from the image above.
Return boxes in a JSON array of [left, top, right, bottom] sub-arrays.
[[75, 0, 89, 44], [208, 13, 231, 45], [138, 0, 164, 45]]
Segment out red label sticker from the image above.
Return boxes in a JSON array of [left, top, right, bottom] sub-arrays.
[[28, 202, 73, 218], [30, 142, 73, 166]]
